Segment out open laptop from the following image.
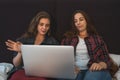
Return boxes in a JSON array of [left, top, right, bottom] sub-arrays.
[[21, 45, 76, 79]]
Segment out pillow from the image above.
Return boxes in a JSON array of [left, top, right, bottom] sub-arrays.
[[115, 68, 120, 80], [0, 62, 13, 80], [109, 54, 120, 67]]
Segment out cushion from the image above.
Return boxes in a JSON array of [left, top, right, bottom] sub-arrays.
[[115, 68, 120, 80], [109, 54, 120, 67], [0, 62, 13, 80], [109, 54, 120, 80]]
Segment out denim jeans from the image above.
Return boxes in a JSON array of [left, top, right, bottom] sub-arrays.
[[56, 79, 74, 80], [76, 70, 112, 80]]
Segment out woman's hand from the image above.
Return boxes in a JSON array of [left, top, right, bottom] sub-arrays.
[[5, 39, 22, 52], [74, 65, 80, 74], [89, 62, 107, 71]]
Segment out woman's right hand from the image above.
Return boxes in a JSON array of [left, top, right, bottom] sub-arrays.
[[5, 39, 22, 52]]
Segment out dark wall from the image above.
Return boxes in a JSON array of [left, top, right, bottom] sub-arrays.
[[0, 0, 120, 62]]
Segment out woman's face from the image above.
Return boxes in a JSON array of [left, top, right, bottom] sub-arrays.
[[37, 18, 50, 36], [74, 13, 87, 32]]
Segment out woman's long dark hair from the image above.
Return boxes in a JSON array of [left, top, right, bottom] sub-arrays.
[[21, 11, 51, 38], [64, 10, 98, 38]]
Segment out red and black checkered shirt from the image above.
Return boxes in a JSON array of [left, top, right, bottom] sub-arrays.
[[61, 34, 112, 69]]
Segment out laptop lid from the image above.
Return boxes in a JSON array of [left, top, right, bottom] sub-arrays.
[[21, 45, 75, 79]]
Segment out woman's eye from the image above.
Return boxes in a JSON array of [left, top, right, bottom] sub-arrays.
[[39, 23, 44, 26], [79, 17, 85, 21], [45, 24, 50, 27], [79, 18, 84, 21], [74, 20, 77, 23]]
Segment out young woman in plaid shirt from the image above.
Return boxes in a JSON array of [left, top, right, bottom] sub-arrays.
[[61, 10, 112, 80]]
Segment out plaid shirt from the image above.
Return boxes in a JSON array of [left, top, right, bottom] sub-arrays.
[[61, 34, 112, 69]]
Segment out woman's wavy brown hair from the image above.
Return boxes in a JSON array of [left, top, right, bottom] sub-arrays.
[[22, 11, 51, 38], [64, 10, 98, 38]]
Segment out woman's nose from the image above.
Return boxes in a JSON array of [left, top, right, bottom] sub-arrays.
[[42, 25, 46, 29], [77, 21, 80, 25]]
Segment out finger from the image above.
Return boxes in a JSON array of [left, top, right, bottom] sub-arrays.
[[5, 42, 14, 48], [7, 48, 14, 51], [7, 47, 18, 52], [5, 41, 15, 46], [16, 42, 22, 46], [93, 65, 97, 71], [95, 65, 99, 71], [5, 42, 12, 47], [90, 63, 97, 71], [7, 40, 16, 44], [89, 64, 94, 71], [94, 64, 102, 71], [98, 65, 102, 70], [16, 41, 22, 44], [98, 67, 102, 71]]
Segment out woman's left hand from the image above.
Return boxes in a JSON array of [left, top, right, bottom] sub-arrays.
[[89, 62, 107, 71]]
